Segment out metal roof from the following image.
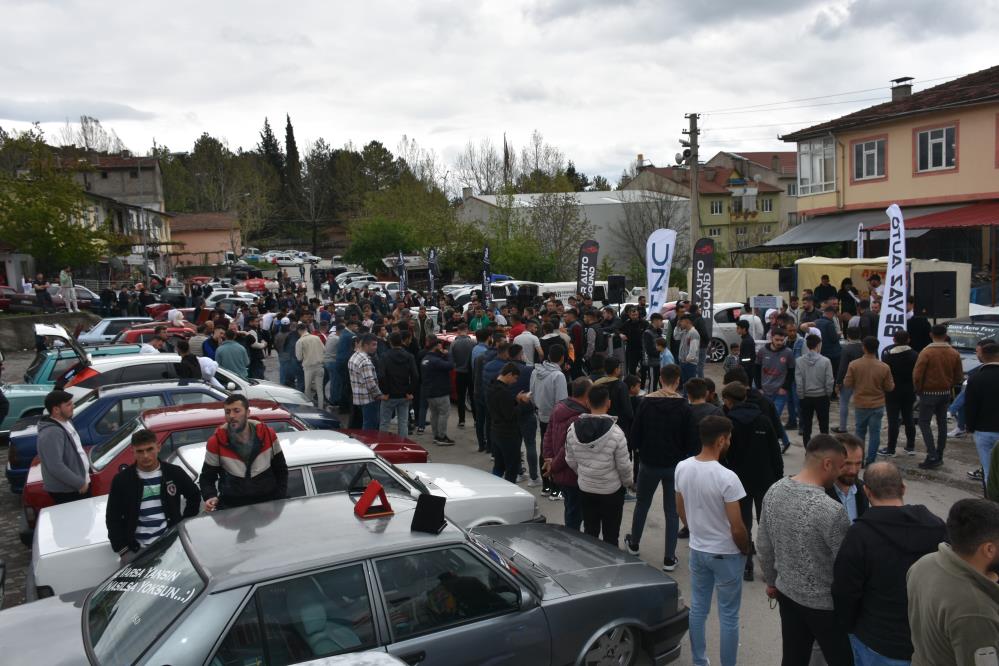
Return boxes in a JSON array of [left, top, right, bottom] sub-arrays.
[[734, 205, 953, 253], [867, 201, 999, 231], [470, 190, 686, 208], [183, 493, 465, 590]]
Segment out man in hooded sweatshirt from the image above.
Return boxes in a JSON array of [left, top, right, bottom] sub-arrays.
[[796, 334, 835, 445], [378, 332, 419, 436], [531, 344, 569, 496], [565, 385, 633, 546], [758, 327, 795, 454], [832, 461, 946, 665], [625, 364, 698, 572], [722, 381, 783, 582]]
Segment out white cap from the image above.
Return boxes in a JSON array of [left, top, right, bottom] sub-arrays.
[[281, 317, 291, 325]]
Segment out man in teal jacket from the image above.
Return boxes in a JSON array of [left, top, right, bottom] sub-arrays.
[[215, 328, 250, 379]]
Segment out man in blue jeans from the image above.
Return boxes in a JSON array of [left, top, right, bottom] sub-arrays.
[[676, 415, 751, 666], [844, 336, 895, 465], [758, 328, 795, 453], [965, 342, 999, 485], [625, 364, 698, 571]]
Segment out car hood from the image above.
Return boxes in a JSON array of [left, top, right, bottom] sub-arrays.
[[254, 380, 312, 405], [471, 523, 675, 597], [0, 592, 87, 665], [398, 463, 532, 501], [1, 383, 52, 398], [342, 430, 427, 461], [35, 495, 112, 556]]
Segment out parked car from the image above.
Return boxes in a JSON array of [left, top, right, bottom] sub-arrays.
[[10, 492, 688, 666], [6, 284, 99, 313], [296, 251, 322, 263], [19, 400, 427, 541], [111, 325, 194, 346], [25, 324, 142, 385], [76, 317, 153, 345], [0, 285, 17, 311], [271, 253, 304, 267], [943, 315, 999, 375], [5, 380, 229, 493], [175, 430, 542, 528]]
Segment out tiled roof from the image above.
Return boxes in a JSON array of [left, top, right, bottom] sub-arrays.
[[782, 64, 999, 141], [729, 151, 797, 176], [169, 212, 239, 232], [866, 201, 999, 230], [643, 166, 783, 194]]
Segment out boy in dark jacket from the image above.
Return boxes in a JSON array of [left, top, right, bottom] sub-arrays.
[[487, 363, 531, 481], [592, 356, 634, 438], [624, 364, 698, 571], [832, 462, 946, 663], [106, 428, 200, 563], [879, 330, 919, 456], [965, 341, 999, 484], [421, 338, 456, 444], [377, 332, 419, 436], [722, 381, 783, 581]]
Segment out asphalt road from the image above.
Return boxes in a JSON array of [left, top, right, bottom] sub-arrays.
[[0, 342, 981, 664]]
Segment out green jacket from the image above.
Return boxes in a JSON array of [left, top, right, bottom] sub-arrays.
[[906, 543, 999, 666], [215, 340, 250, 379]]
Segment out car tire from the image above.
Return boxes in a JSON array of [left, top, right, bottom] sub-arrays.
[[707, 337, 728, 363], [582, 625, 640, 666]]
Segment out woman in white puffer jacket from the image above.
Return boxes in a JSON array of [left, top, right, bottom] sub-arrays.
[[565, 385, 634, 546]]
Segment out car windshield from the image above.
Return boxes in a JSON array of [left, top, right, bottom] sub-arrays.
[[90, 418, 141, 470], [947, 325, 998, 351], [388, 461, 429, 494], [86, 530, 204, 665], [23, 351, 47, 383]]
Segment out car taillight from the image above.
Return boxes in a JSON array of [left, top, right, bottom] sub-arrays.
[[64, 367, 99, 388], [7, 442, 16, 467]]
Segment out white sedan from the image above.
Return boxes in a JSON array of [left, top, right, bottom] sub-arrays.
[[27, 431, 542, 599]]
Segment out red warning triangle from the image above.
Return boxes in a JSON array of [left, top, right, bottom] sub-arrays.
[[353, 480, 394, 519]]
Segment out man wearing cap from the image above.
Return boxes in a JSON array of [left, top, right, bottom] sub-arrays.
[[37, 389, 90, 504]]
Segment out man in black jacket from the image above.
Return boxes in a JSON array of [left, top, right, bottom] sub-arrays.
[[487, 363, 531, 481], [966, 341, 999, 486], [624, 364, 698, 572], [832, 461, 946, 664], [421, 338, 456, 445], [106, 429, 200, 564], [736, 320, 756, 385], [721, 381, 783, 581], [378, 332, 419, 436], [826, 433, 869, 522], [879, 330, 918, 456]]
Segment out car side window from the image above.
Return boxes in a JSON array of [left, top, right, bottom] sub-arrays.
[[715, 309, 736, 324], [171, 391, 218, 406], [120, 363, 177, 383], [48, 357, 78, 382], [375, 547, 520, 641], [160, 426, 217, 457], [95, 396, 165, 436], [286, 468, 306, 499], [270, 420, 301, 434], [104, 321, 128, 335], [214, 564, 376, 666], [311, 462, 407, 496]]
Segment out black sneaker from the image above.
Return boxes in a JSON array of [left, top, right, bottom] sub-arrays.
[[781, 441, 791, 454], [416, 427, 425, 434], [440, 436, 455, 444], [663, 557, 678, 572], [624, 535, 639, 555], [918, 458, 943, 470], [677, 526, 690, 539], [457, 421, 465, 428], [968, 468, 985, 481], [877, 447, 896, 457]]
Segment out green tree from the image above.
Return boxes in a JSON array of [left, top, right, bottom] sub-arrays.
[[565, 161, 590, 191], [283, 114, 302, 229], [343, 216, 418, 273], [257, 118, 284, 182], [361, 140, 398, 191], [591, 175, 611, 191], [0, 126, 116, 271], [330, 147, 366, 225]]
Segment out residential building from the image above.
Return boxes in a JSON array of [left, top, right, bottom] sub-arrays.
[[76, 192, 172, 277], [705, 151, 799, 229], [169, 212, 240, 267], [625, 164, 782, 252], [456, 188, 690, 276], [759, 65, 999, 269], [70, 153, 165, 212]]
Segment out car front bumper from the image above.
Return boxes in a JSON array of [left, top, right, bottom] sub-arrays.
[[648, 606, 690, 665]]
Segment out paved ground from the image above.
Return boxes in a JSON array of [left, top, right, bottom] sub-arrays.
[[0, 342, 982, 663]]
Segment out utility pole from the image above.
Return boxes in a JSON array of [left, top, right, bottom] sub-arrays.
[[683, 113, 701, 261]]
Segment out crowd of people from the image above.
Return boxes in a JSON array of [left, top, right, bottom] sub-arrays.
[[24, 263, 999, 665]]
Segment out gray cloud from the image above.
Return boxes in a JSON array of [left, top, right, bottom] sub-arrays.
[[0, 98, 155, 123], [810, 0, 994, 39]]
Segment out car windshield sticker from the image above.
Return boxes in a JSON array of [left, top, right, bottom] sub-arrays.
[[97, 565, 198, 604]]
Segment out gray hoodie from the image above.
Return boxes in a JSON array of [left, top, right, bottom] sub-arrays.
[[37, 417, 89, 493], [796, 350, 835, 398], [530, 361, 568, 423]]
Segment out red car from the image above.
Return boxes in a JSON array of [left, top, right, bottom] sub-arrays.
[[21, 400, 428, 533], [0, 285, 16, 311], [112, 325, 194, 345]]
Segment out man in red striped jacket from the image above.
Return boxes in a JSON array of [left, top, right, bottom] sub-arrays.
[[200, 395, 288, 511]]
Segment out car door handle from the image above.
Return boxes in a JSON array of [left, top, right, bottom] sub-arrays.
[[400, 651, 426, 665]]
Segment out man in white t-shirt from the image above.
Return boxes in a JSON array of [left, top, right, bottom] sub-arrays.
[[675, 415, 751, 666], [513, 320, 544, 366]]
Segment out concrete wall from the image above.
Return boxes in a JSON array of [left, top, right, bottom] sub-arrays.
[[172, 229, 240, 266], [0, 312, 99, 353]]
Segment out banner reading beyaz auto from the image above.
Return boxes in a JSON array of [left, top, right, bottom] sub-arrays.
[[481, 246, 491, 308], [646, 229, 677, 314], [396, 250, 408, 293], [576, 240, 599, 297], [692, 238, 714, 338], [877, 204, 907, 352]]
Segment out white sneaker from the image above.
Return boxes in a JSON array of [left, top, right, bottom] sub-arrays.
[[526, 478, 541, 487], [948, 427, 965, 437], [515, 474, 527, 483]]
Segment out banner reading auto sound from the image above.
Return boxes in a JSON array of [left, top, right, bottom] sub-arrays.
[[576, 240, 599, 297], [877, 204, 907, 352], [646, 229, 677, 314], [692, 238, 714, 338]]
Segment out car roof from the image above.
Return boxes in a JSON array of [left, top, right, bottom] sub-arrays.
[[177, 430, 376, 472], [94, 379, 221, 398], [182, 493, 465, 591], [141, 399, 293, 430], [86, 352, 183, 367]]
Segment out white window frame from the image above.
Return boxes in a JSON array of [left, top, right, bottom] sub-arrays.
[[761, 198, 773, 213], [853, 139, 885, 180], [762, 224, 772, 233], [707, 227, 722, 237], [916, 126, 956, 172], [797, 137, 836, 195], [709, 200, 723, 215], [735, 226, 747, 236]]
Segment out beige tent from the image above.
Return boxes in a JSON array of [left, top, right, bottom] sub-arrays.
[[794, 256, 972, 319], [686, 267, 780, 304]]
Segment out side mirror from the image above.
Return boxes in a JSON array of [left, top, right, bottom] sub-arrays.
[[519, 587, 537, 610]]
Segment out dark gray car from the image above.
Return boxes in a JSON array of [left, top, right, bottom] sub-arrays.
[[0, 494, 687, 666]]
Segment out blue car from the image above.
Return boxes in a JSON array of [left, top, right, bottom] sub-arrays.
[[5, 379, 342, 495]]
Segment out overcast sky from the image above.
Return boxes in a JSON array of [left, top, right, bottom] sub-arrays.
[[2, 0, 997, 184]]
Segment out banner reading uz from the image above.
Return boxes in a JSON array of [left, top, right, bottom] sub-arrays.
[[576, 240, 599, 297], [427, 247, 439, 297], [877, 204, 907, 352], [396, 250, 408, 293], [692, 238, 715, 338], [646, 229, 677, 314], [481, 246, 491, 309]]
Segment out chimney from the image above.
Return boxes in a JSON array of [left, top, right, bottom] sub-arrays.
[[891, 76, 913, 102], [771, 155, 781, 172], [461, 186, 473, 200], [636, 153, 646, 172]]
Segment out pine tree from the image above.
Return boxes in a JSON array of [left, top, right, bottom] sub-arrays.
[[282, 114, 303, 229], [257, 118, 284, 182]]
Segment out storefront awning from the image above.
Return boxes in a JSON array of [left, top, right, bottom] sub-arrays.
[[866, 201, 999, 231]]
